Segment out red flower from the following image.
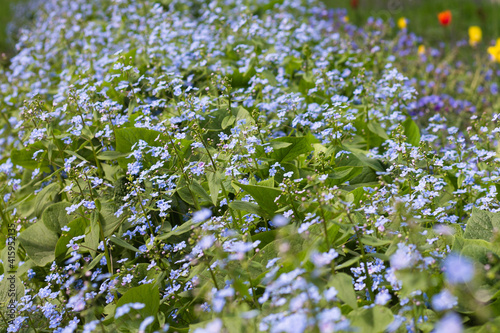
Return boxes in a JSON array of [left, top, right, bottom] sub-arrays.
[[350, 0, 359, 9], [438, 10, 452, 26]]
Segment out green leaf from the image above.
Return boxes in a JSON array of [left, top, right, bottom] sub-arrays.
[[33, 182, 60, 218], [55, 218, 89, 259], [156, 220, 202, 241], [0, 275, 25, 304], [18, 222, 58, 266], [299, 72, 315, 94], [367, 121, 389, 140], [396, 270, 431, 297], [338, 145, 385, 172], [97, 151, 130, 161], [109, 236, 141, 253], [221, 115, 236, 129], [360, 235, 392, 247], [403, 118, 421, 147], [452, 236, 500, 263], [326, 166, 363, 186], [270, 141, 292, 150], [335, 256, 361, 270], [115, 127, 165, 168], [229, 201, 268, 218], [330, 273, 358, 309], [83, 213, 100, 258], [235, 106, 255, 125], [207, 171, 222, 205], [10, 142, 50, 171], [1, 237, 20, 274], [115, 284, 160, 333], [99, 202, 123, 237], [189, 180, 212, 204], [251, 230, 278, 248], [464, 208, 500, 242], [42, 202, 74, 234], [284, 56, 303, 76], [269, 136, 313, 163], [235, 183, 282, 215], [348, 305, 393, 333]]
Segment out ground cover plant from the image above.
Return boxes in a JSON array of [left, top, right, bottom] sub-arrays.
[[1, 0, 500, 332]]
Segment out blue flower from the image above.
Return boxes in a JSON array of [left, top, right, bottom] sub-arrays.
[[443, 254, 474, 284], [432, 289, 458, 311], [193, 208, 212, 223], [434, 312, 463, 333]]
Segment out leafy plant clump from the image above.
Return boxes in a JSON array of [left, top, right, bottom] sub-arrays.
[[1, 0, 500, 332]]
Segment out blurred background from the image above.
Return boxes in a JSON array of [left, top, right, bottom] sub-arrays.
[[328, 0, 500, 44], [0, 0, 500, 55]]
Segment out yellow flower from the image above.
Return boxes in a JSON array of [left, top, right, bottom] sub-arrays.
[[488, 43, 500, 63], [418, 45, 426, 55], [343, 16, 349, 23], [397, 17, 407, 30], [468, 26, 482, 46]]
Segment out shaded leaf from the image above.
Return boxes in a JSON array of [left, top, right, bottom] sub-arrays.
[[330, 273, 358, 309], [348, 305, 393, 333]]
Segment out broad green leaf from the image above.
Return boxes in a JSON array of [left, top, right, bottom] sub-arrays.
[[114, 127, 165, 168], [283, 56, 303, 76], [270, 141, 292, 150], [235, 106, 255, 125], [326, 166, 363, 186], [115, 284, 160, 333], [396, 270, 431, 297], [115, 128, 164, 153], [403, 118, 421, 147], [1, 237, 20, 274], [251, 230, 278, 248], [452, 236, 500, 263], [229, 200, 268, 218], [33, 182, 60, 218], [83, 213, 100, 258], [55, 218, 89, 259], [0, 275, 25, 304], [473, 317, 500, 333], [367, 121, 389, 140], [348, 305, 393, 333], [100, 202, 123, 237], [269, 136, 313, 163], [464, 208, 500, 242], [42, 202, 74, 234], [338, 145, 385, 172], [330, 273, 358, 309], [18, 222, 58, 266], [10, 142, 50, 171], [235, 183, 282, 215], [189, 180, 212, 204], [221, 115, 236, 129], [299, 72, 315, 94], [156, 220, 202, 241]]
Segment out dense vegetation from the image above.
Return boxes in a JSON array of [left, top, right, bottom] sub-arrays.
[[1, 0, 500, 332]]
